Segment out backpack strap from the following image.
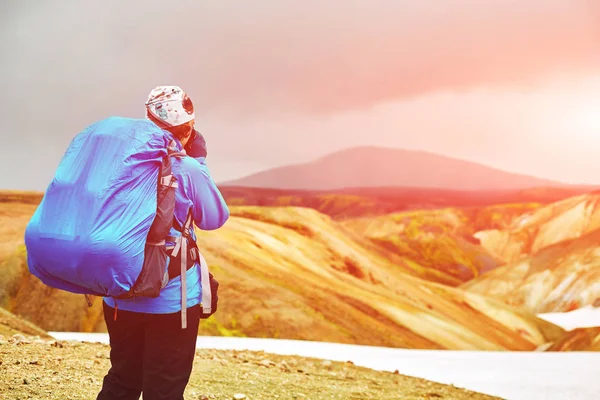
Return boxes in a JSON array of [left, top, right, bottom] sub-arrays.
[[170, 210, 212, 327], [198, 251, 212, 316], [170, 209, 194, 329], [165, 142, 213, 328], [164, 140, 194, 329]]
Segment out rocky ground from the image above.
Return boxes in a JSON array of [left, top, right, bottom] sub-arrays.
[[0, 334, 503, 400]]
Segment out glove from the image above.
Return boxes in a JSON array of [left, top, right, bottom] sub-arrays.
[[200, 272, 219, 319], [185, 129, 208, 158]]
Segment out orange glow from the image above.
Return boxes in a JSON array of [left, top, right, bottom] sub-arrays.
[[569, 103, 600, 135]]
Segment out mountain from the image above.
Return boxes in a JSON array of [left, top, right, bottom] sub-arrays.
[[1, 191, 564, 350], [341, 204, 540, 286], [7, 190, 600, 350], [219, 185, 597, 220], [546, 327, 600, 351], [223, 146, 569, 191], [462, 193, 600, 313]]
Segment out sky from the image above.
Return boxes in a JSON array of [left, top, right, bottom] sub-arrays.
[[1, 0, 599, 190]]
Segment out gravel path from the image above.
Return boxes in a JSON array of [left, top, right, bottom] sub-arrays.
[[0, 334, 503, 400]]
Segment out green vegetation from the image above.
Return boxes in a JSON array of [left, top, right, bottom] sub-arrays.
[[342, 204, 540, 286], [200, 317, 247, 337]]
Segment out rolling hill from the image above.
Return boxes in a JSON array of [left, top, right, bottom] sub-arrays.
[[223, 146, 571, 191], [1, 191, 565, 351], [546, 327, 600, 351], [462, 193, 600, 313], [0, 307, 49, 338], [341, 203, 540, 286], [220, 185, 596, 220], [10, 184, 595, 223], [4, 189, 600, 351]]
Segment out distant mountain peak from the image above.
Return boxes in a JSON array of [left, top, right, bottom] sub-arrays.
[[223, 146, 566, 191]]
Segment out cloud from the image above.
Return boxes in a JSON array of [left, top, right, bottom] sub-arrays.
[[1, 0, 600, 190], [1, 0, 599, 117], [196, 0, 600, 115]]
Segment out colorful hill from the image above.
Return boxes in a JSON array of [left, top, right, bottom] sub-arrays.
[[5, 189, 600, 351], [0, 193, 564, 350], [0, 307, 49, 338], [6, 185, 594, 222], [223, 146, 571, 190], [221, 185, 596, 220], [342, 203, 540, 286], [546, 327, 600, 351], [473, 193, 600, 263], [463, 194, 600, 313]]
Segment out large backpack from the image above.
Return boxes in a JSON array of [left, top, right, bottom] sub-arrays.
[[24, 116, 212, 328]]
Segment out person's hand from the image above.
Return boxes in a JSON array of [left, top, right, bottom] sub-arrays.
[[185, 130, 207, 158], [200, 272, 219, 319]]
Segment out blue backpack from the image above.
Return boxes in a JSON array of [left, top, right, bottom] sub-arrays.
[[24, 116, 209, 328]]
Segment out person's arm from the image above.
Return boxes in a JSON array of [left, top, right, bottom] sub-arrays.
[[187, 161, 229, 230], [184, 130, 207, 158]]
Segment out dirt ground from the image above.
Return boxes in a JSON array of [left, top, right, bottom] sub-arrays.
[[0, 334, 503, 400]]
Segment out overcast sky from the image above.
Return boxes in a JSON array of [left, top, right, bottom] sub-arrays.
[[1, 0, 599, 190]]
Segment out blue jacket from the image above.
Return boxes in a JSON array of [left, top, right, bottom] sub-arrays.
[[104, 140, 229, 314]]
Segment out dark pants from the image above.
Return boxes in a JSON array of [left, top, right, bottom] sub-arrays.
[[97, 302, 201, 400]]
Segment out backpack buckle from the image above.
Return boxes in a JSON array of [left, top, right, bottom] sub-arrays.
[[160, 175, 178, 188]]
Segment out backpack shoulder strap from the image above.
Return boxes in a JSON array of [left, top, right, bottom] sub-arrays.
[[167, 140, 189, 234], [164, 141, 197, 329], [169, 208, 193, 329]]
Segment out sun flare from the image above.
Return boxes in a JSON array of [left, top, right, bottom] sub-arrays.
[[569, 103, 600, 134]]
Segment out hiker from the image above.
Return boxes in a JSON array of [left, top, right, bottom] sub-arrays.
[[96, 86, 230, 400]]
